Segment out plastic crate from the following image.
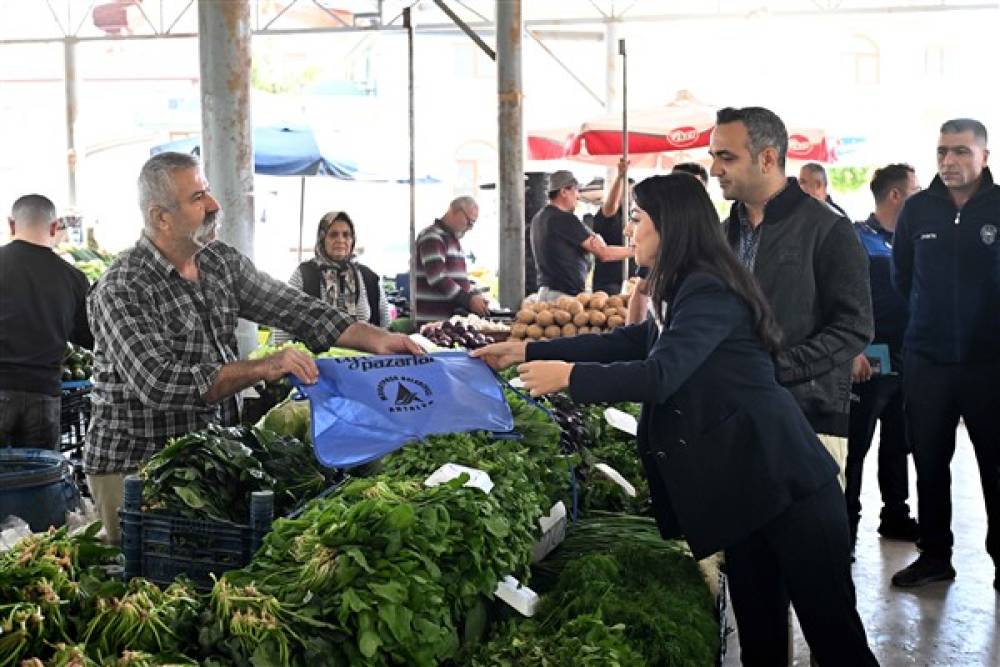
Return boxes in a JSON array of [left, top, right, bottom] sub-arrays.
[[120, 475, 273, 589], [59, 383, 91, 451]]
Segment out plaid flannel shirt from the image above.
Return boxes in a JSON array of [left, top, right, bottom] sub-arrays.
[[84, 236, 354, 474]]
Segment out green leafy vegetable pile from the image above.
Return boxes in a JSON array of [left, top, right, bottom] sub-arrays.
[[465, 613, 644, 667], [503, 513, 720, 667], [196, 389, 568, 666], [575, 402, 650, 515], [0, 524, 202, 666], [140, 424, 337, 522]]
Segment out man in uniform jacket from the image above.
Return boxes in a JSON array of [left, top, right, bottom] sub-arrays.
[[709, 106, 874, 485], [890, 118, 1000, 590]]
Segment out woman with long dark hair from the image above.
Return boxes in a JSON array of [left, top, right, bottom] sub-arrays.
[[473, 174, 878, 666]]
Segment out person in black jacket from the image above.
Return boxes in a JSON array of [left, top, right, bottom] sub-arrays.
[[846, 164, 922, 550], [709, 106, 874, 488], [799, 162, 851, 219], [590, 158, 635, 295], [0, 194, 93, 448], [273, 211, 390, 348], [890, 118, 1000, 590], [473, 174, 878, 666]]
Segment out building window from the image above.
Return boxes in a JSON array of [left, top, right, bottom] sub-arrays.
[[455, 159, 478, 195], [843, 34, 880, 85], [924, 44, 946, 78]]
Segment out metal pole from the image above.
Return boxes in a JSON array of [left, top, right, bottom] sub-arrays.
[[405, 7, 417, 326], [297, 176, 306, 264], [619, 37, 629, 287], [63, 37, 78, 208], [198, 0, 256, 356], [497, 0, 525, 308], [432, 0, 495, 60]]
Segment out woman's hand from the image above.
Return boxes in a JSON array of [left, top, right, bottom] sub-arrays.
[[470, 340, 527, 370], [518, 360, 573, 397]]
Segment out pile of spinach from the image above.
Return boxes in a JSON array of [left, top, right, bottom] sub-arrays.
[[140, 424, 336, 522]]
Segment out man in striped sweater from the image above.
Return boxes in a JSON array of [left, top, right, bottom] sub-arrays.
[[414, 196, 490, 323]]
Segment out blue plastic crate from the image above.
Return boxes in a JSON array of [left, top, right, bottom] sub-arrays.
[[120, 475, 273, 589]]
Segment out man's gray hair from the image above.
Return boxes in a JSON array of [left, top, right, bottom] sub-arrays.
[[138, 151, 200, 229], [940, 118, 988, 145], [801, 162, 827, 185], [11, 194, 56, 227], [716, 106, 789, 169], [449, 195, 477, 212]]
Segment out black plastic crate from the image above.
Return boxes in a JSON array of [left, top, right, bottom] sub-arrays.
[[120, 475, 273, 589], [59, 384, 91, 450]]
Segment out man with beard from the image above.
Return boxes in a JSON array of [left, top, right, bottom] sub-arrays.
[[85, 152, 421, 543]]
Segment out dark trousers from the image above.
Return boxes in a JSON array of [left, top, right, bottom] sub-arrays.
[[0, 389, 61, 449], [845, 373, 911, 533], [725, 481, 878, 667], [904, 354, 1000, 563]]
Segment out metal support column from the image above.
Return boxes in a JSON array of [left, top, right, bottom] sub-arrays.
[[63, 37, 79, 208], [604, 19, 620, 116], [496, 0, 525, 308], [405, 7, 417, 325], [198, 0, 257, 356]]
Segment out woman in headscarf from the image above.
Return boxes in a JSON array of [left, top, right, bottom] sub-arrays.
[[274, 211, 390, 346]]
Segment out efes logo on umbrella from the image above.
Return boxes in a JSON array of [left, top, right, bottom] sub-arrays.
[[668, 126, 700, 148], [788, 134, 813, 156], [377, 375, 435, 413]]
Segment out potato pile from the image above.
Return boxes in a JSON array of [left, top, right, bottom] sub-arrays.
[[509, 292, 630, 341]]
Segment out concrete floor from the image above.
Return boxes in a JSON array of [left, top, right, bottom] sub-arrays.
[[722, 424, 1000, 666]]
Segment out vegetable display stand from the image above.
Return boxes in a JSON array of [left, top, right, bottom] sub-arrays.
[[120, 475, 274, 589]]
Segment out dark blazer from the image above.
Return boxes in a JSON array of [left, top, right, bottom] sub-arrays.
[[528, 271, 839, 559], [723, 179, 873, 437]]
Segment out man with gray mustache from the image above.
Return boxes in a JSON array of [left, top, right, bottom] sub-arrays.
[[84, 151, 422, 544]]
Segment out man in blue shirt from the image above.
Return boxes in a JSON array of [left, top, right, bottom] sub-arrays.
[[891, 119, 1000, 590], [846, 164, 921, 552]]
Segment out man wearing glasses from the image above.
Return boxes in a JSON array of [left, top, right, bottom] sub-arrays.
[[530, 170, 633, 302], [414, 196, 490, 323]]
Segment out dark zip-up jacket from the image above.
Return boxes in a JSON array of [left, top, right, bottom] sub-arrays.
[[855, 215, 908, 359], [891, 167, 1000, 364], [724, 178, 873, 437]]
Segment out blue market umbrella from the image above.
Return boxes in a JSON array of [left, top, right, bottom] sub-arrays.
[[153, 125, 363, 261], [151, 125, 359, 177], [152, 125, 438, 261]]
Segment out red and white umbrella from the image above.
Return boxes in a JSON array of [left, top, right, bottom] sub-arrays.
[[528, 91, 838, 167], [528, 90, 715, 167], [785, 128, 837, 163]]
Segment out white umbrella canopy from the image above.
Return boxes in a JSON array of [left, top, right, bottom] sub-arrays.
[[528, 90, 840, 167]]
